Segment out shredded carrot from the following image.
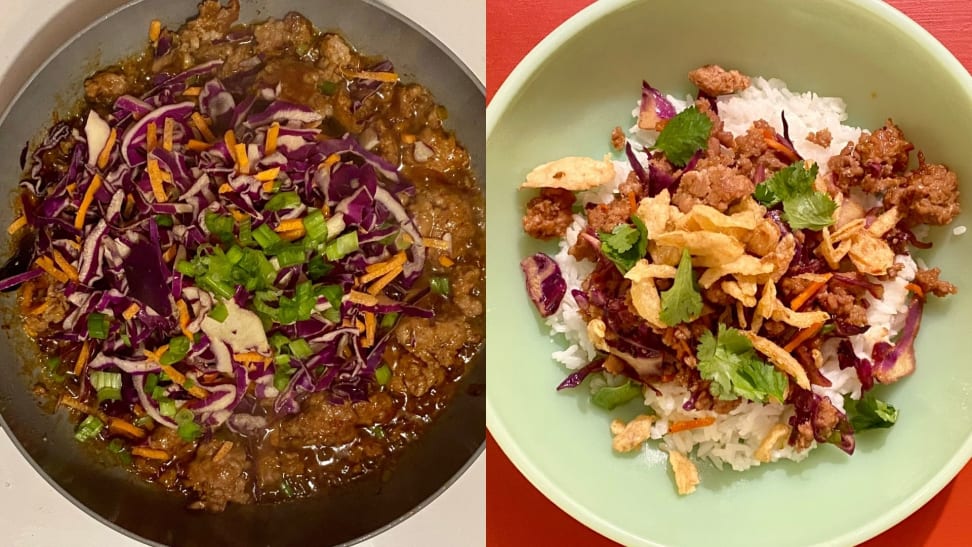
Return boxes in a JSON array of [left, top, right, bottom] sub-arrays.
[[146, 122, 158, 152], [181, 86, 202, 97], [322, 153, 341, 169], [146, 159, 167, 202], [187, 139, 211, 152], [668, 416, 717, 434], [212, 441, 235, 463], [122, 303, 141, 320], [97, 127, 117, 169], [347, 71, 399, 83], [176, 299, 192, 340], [234, 352, 267, 363], [401, 134, 416, 144], [148, 19, 162, 43], [262, 181, 276, 193], [367, 266, 402, 296], [217, 183, 234, 194], [783, 322, 825, 353], [275, 218, 304, 233], [132, 447, 171, 461], [789, 273, 833, 310], [348, 290, 379, 306], [59, 394, 96, 416], [27, 301, 50, 315], [73, 341, 91, 376], [628, 192, 637, 214], [224, 130, 238, 162], [159, 170, 173, 183], [159, 364, 208, 399], [905, 283, 925, 299], [278, 229, 305, 242], [255, 167, 280, 182], [75, 174, 103, 229], [228, 209, 247, 222], [162, 245, 177, 263], [109, 418, 146, 440], [363, 312, 376, 348], [438, 255, 455, 268], [361, 252, 407, 282], [422, 237, 451, 251], [8, 215, 27, 235], [235, 143, 249, 174], [142, 344, 169, 364], [51, 250, 79, 282], [65, 183, 77, 195], [162, 117, 175, 152], [191, 112, 216, 142], [763, 135, 800, 162], [20, 280, 35, 309], [124, 194, 136, 217], [265, 122, 280, 155], [35, 256, 69, 283]]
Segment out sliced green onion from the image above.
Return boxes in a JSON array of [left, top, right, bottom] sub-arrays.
[[375, 364, 391, 386], [134, 415, 154, 428], [46, 356, 62, 372], [274, 361, 294, 391], [87, 312, 110, 340], [74, 415, 104, 442], [160, 336, 191, 365], [225, 245, 244, 265], [820, 323, 836, 336], [430, 276, 450, 296], [144, 373, 159, 394], [121, 333, 132, 347], [277, 296, 299, 325], [324, 231, 359, 261], [107, 438, 126, 453], [175, 259, 198, 277], [289, 339, 313, 359], [269, 333, 290, 353], [380, 312, 399, 330], [368, 425, 385, 439], [274, 354, 291, 366], [302, 209, 328, 243], [322, 308, 341, 323], [91, 371, 123, 403], [276, 244, 308, 268], [205, 212, 235, 245], [198, 274, 235, 300], [318, 80, 339, 96], [155, 214, 174, 228], [238, 217, 253, 246], [280, 479, 294, 497], [317, 284, 344, 311], [264, 191, 301, 212], [253, 223, 282, 249], [209, 301, 228, 323], [158, 399, 177, 418], [306, 255, 333, 280], [174, 409, 202, 442]]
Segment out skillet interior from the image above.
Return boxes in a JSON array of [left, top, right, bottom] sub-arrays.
[[0, 1, 485, 545]]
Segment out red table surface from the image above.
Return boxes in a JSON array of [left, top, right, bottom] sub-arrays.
[[486, 1, 972, 545]]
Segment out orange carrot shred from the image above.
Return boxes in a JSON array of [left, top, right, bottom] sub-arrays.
[[148, 20, 162, 43], [75, 174, 103, 229], [275, 218, 304, 233], [147, 160, 167, 202], [668, 416, 716, 434], [35, 256, 69, 283], [146, 122, 158, 152], [790, 273, 833, 311], [233, 352, 266, 363], [763, 137, 800, 162], [132, 447, 170, 461], [438, 255, 455, 268], [905, 283, 924, 299], [162, 117, 175, 152], [122, 303, 141, 320], [187, 139, 211, 152], [367, 266, 402, 296], [176, 299, 192, 340], [74, 340, 91, 376], [97, 127, 117, 169], [7, 215, 27, 235], [783, 322, 825, 353], [235, 143, 249, 174], [51, 250, 79, 282], [109, 418, 146, 440], [191, 112, 216, 142], [265, 122, 280, 155], [213, 441, 235, 463]]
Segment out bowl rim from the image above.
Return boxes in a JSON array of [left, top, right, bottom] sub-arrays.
[[485, 0, 972, 545], [0, 0, 485, 545]]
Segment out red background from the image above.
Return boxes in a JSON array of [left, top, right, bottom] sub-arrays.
[[486, 1, 972, 545]]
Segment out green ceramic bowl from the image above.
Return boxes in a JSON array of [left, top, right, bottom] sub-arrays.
[[486, 0, 972, 545]]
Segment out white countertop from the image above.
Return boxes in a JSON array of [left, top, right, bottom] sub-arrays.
[[0, 1, 485, 545]]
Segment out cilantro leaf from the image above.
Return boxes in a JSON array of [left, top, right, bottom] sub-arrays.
[[591, 380, 643, 410], [845, 392, 898, 431], [659, 249, 702, 326], [785, 191, 838, 230], [650, 106, 712, 167], [696, 324, 788, 403], [753, 162, 836, 231], [598, 216, 648, 273]]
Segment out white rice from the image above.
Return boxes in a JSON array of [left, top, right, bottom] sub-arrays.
[[544, 77, 916, 474]]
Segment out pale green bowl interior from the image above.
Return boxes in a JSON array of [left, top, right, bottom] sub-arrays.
[[486, 0, 972, 545]]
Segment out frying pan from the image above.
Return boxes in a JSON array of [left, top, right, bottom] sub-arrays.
[[0, 1, 485, 545]]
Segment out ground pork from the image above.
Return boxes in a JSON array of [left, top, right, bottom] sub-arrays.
[[688, 65, 751, 96], [883, 160, 961, 226], [913, 267, 958, 297], [672, 165, 754, 213], [807, 129, 832, 148], [522, 188, 575, 239]]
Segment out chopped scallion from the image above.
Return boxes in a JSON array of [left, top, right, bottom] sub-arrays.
[[209, 301, 228, 323], [264, 191, 301, 212], [375, 364, 391, 385], [430, 276, 450, 296], [160, 336, 191, 365], [74, 415, 104, 442], [324, 231, 359, 261], [87, 312, 110, 340]]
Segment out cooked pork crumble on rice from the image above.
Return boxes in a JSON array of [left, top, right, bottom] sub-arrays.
[[519, 65, 960, 495]]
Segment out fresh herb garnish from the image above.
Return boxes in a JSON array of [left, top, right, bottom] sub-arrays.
[[845, 392, 898, 431], [591, 380, 643, 410], [598, 216, 648, 273], [753, 162, 836, 230], [650, 106, 712, 167], [696, 324, 789, 403], [659, 249, 702, 326]]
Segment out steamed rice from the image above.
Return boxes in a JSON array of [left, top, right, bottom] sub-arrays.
[[543, 77, 916, 474]]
